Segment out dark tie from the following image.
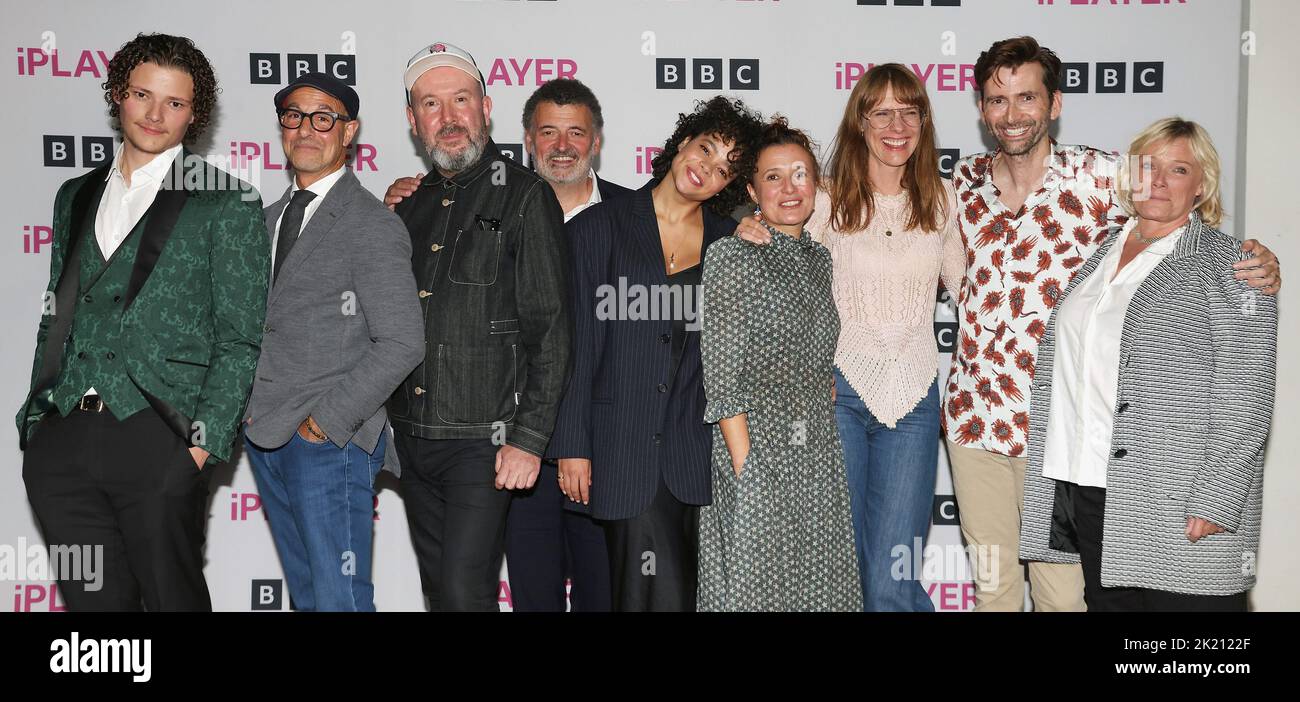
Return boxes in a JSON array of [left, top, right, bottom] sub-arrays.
[[273, 189, 317, 285]]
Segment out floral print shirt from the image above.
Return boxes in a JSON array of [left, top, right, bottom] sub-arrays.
[[943, 142, 1126, 456]]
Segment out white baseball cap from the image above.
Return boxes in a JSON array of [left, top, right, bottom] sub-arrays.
[[404, 42, 486, 96]]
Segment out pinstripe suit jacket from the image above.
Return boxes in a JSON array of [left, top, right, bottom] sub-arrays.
[[1019, 212, 1277, 595], [547, 181, 728, 520]]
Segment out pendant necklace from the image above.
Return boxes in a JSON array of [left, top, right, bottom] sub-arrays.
[[1131, 228, 1169, 245], [879, 191, 905, 238]]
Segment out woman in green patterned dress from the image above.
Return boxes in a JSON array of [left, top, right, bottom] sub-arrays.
[[697, 118, 860, 611]]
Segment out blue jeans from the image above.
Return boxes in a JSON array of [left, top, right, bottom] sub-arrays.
[[834, 369, 939, 612], [246, 430, 386, 612]]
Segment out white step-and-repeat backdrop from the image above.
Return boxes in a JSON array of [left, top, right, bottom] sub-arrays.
[[2, 0, 1247, 611]]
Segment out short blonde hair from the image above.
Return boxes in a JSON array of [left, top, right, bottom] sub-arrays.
[[1118, 117, 1223, 228]]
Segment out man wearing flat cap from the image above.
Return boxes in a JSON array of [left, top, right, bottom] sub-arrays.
[[243, 72, 424, 611], [387, 42, 571, 611]]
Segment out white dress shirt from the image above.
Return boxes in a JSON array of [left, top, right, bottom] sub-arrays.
[[85, 143, 182, 397], [271, 166, 347, 258], [94, 143, 183, 259], [561, 169, 602, 223], [1042, 217, 1186, 488]]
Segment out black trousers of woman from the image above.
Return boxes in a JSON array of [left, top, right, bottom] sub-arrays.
[[1071, 484, 1247, 612], [602, 474, 700, 612]]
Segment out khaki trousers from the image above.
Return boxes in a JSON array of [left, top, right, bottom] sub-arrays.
[[945, 439, 1085, 612]]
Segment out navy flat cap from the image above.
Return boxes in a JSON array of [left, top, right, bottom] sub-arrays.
[[274, 72, 360, 119]]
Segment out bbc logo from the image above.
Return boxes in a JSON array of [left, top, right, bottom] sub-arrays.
[[251, 579, 284, 610], [44, 135, 114, 168], [934, 321, 957, 353], [932, 495, 960, 526], [1060, 62, 1164, 94], [250, 53, 357, 86], [938, 148, 960, 180], [656, 59, 759, 90], [858, 0, 961, 5]]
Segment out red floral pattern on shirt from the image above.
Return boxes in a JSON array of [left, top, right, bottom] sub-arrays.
[[943, 143, 1126, 455]]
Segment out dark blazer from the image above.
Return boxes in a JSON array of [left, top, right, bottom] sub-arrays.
[[16, 151, 270, 464], [548, 180, 733, 521], [245, 169, 424, 454], [595, 175, 632, 203]]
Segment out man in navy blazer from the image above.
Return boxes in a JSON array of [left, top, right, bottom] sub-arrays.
[[505, 79, 628, 613]]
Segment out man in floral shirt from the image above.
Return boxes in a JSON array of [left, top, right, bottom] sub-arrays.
[[945, 36, 1281, 611]]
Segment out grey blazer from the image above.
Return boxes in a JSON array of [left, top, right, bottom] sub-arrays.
[[244, 169, 425, 455], [1019, 212, 1277, 596]]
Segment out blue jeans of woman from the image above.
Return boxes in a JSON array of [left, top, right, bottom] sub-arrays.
[[834, 368, 939, 612]]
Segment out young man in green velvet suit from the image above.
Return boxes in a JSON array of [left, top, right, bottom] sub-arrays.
[[16, 33, 270, 611]]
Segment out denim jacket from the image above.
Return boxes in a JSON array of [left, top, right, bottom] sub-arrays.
[[388, 141, 571, 456]]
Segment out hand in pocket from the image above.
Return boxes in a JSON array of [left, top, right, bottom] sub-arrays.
[[297, 416, 329, 444], [731, 450, 749, 479]]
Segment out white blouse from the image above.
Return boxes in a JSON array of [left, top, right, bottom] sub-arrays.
[[1041, 217, 1185, 488]]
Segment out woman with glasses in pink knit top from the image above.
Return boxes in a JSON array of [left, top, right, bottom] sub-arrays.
[[736, 64, 964, 611]]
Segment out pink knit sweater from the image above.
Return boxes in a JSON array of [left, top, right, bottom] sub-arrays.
[[809, 181, 965, 427]]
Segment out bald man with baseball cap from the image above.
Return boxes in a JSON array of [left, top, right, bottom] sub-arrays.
[[386, 42, 571, 611]]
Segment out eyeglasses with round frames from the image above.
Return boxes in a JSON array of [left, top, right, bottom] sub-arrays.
[[864, 107, 925, 129], [277, 108, 352, 132]]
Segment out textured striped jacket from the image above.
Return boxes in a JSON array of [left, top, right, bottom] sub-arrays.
[[1019, 212, 1277, 595]]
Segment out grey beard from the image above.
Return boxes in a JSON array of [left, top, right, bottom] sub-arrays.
[[428, 135, 486, 174], [534, 153, 592, 185]]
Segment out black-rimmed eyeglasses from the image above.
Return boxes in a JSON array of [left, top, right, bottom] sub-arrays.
[[277, 108, 353, 132]]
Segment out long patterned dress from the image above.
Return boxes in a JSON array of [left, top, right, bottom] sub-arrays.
[[697, 226, 861, 611]]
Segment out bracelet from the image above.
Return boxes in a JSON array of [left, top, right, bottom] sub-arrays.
[[306, 419, 327, 441]]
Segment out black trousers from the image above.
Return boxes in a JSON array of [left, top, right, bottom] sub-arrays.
[[1072, 484, 1247, 612], [22, 407, 212, 611], [505, 460, 611, 612], [603, 475, 700, 612], [395, 433, 512, 612]]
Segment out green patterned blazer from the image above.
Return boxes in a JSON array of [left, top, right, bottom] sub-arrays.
[[16, 150, 271, 464]]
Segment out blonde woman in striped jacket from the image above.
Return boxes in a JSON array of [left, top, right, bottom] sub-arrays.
[[1018, 118, 1277, 610]]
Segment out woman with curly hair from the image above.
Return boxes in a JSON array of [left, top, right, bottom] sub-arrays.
[[548, 96, 763, 611]]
